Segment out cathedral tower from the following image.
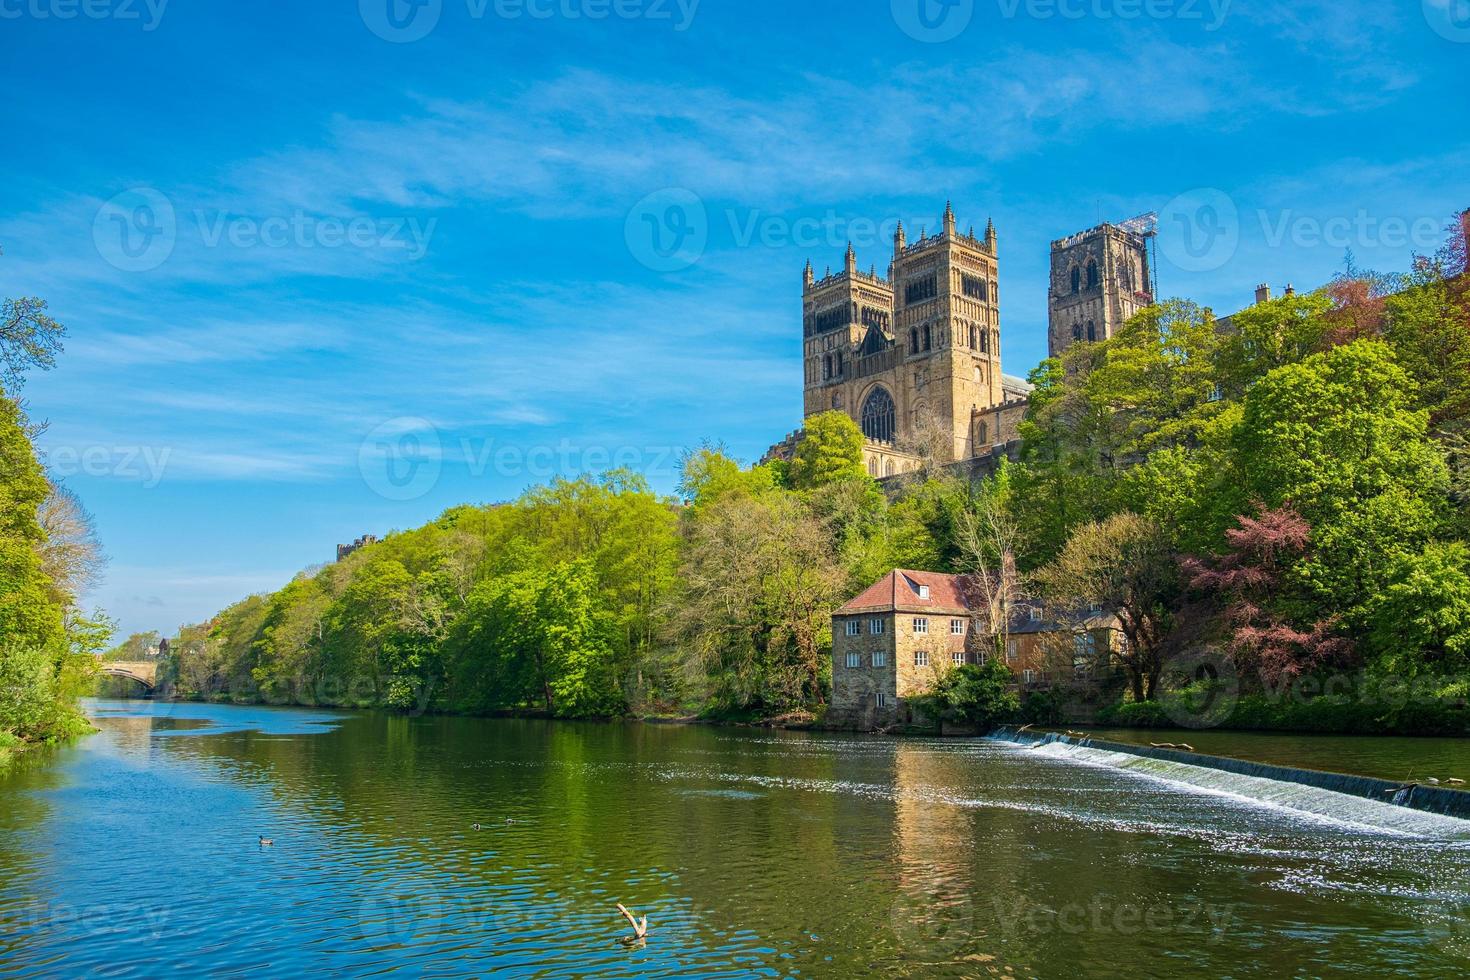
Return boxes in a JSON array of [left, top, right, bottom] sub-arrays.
[[887, 202, 1003, 461], [1047, 219, 1154, 357], [801, 204, 1006, 475]]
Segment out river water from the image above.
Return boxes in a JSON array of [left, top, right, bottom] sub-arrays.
[[1, 700, 1468, 978]]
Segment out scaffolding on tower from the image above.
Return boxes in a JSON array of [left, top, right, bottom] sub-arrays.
[[1117, 211, 1160, 302]]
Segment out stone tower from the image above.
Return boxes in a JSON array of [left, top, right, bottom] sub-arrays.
[[1047, 221, 1154, 357], [889, 203, 1004, 461], [801, 204, 1005, 475]]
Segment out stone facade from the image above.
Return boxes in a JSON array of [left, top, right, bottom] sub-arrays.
[[830, 570, 974, 729], [801, 204, 1009, 477], [1047, 222, 1154, 357], [829, 568, 1121, 729]]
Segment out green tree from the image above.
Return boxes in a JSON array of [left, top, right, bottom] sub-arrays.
[[1037, 513, 1178, 701], [789, 411, 867, 489], [913, 658, 1020, 730], [1234, 340, 1449, 626], [1369, 542, 1470, 678], [1, 297, 66, 390]]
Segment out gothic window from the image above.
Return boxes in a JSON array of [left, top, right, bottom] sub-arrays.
[[1070, 267, 1081, 293], [831, 393, 841, 410], [867, 456, 878, 476], [978, 422, 989, 446], [1086, 321, 1097, 342], [909, 328, 920, 354], [835, 352, 844, 376], [861, 387, 897, 444], [970, 325, 979, 349], [1087, 261, 1099, 289], [1073, 323, 1083, 341], [962, 274, 988, 301], [980, 329, 989, 353], [905, 274, 938, 306], [822, 355, 831, 380], [923, 325, 932, 351], [1120, 263, 1133, 292]]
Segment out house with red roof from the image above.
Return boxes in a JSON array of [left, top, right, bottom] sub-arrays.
[[829, 568, 1118, 729]]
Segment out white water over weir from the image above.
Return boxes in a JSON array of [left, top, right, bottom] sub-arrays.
[[988, 726, 1470, 837]]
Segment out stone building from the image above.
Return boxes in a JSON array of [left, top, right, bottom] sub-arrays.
[[1047, 220, 1155, 357], [828, 568, 1118, 729], [337, 534, 379, 562], [798, 204, 1030, 478]]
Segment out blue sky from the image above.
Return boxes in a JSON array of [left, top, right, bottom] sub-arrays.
[[3, 0, 1469, 638]]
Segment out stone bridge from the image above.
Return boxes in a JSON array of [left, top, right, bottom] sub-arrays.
[[99, 661, 159, 692]]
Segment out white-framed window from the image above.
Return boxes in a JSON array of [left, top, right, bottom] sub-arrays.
[[1023, 669, 1038, 684], [872, 651, 887, 668], [876, 692, 892, 708], [978, 651, 989, 665], [915, 650, 930, 667], [918, 585, 931, 599], [845, 620, 861, 636], [1028, 606, 1042, 622], [1006, 639, 1019, 664], [952, 651, 966, 666], [951, 619, 966, 635], [913, 618, 929, 634], [870, 618, 885, 635], [845, 652, 862, 669]]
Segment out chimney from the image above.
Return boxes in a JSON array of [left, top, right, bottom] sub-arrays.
[[1255, 283, 1272, 305], [1284, 283, 1295, 297]]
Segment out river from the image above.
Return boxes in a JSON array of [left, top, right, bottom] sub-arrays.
[[1, 700, 1468, 977]]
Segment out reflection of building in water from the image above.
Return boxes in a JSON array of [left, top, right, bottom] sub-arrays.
[[889, 741, 977, 956]]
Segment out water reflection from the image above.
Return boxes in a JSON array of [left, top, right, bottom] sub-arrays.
[[0, 703, 1466, 977]]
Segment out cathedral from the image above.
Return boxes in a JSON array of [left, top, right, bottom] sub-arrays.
[[776, 203, 1154, 478]]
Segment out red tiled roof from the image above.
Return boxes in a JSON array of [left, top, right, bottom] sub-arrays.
[[836, 569, 975, 615]]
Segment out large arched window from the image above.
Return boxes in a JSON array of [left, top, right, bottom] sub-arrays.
[[909, 328, 920, 354], [1070, 267, 1081, 293], [861, 387, 897, 444], [1086, 320, 1097, 342], [1087, 261, 1099, 289], [1072, 323, 1083, 341]]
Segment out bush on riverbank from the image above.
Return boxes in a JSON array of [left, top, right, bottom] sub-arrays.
[[1095, 679, 1470, 737]]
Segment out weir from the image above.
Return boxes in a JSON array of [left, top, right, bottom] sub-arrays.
[[989, 726, 1470, 828]]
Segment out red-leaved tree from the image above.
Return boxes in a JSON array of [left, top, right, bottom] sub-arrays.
[[1182, 505, 1356, 685]]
